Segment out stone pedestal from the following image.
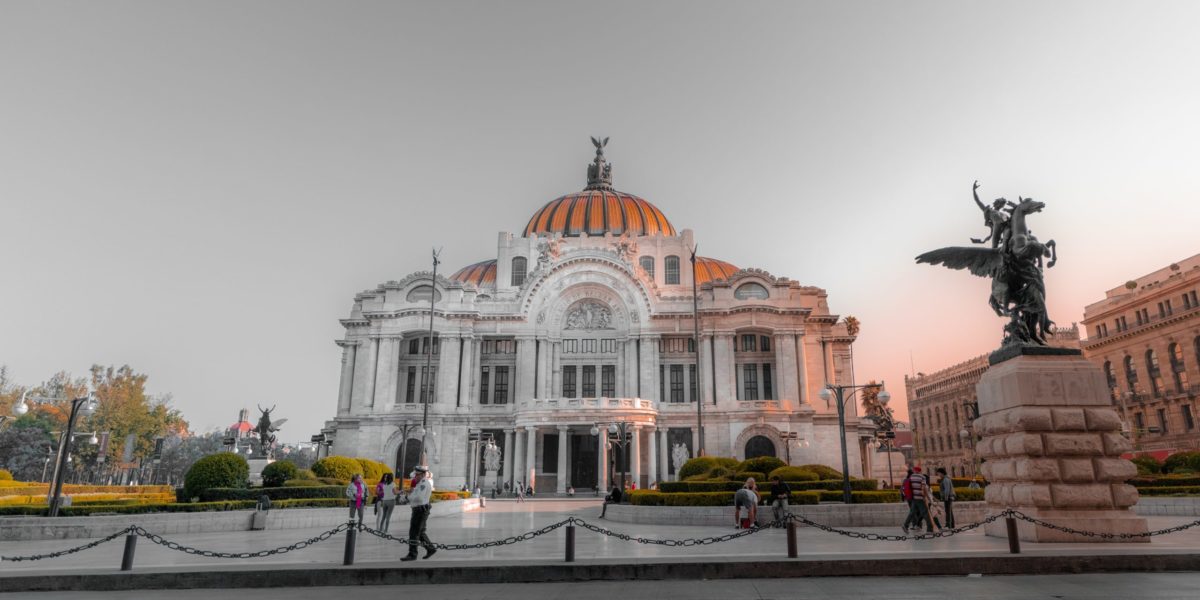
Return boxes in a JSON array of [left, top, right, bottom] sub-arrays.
[[247, 458, 274, 487], [977, 353, 1148, 542], [482, 469, 498, 492]]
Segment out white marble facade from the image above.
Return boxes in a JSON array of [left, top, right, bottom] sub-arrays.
[[323, 143, 873, 492]]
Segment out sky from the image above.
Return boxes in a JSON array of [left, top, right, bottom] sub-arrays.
[[3, 1, 1200, 442]]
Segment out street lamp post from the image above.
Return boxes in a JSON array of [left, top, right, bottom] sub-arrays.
[[466, 431, 496, 491], [688, 245, 705, 457], [394, 421, 421, 478], [818, 382, 889, 504], [419, 248, 441, 467], [592, 422, 633, 493], [780, 431, 809, 465], [875, 431, 897, 488], [15, 391, 100, 517]]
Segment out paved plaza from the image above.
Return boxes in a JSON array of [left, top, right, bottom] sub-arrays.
[[2, 573, 1200, 600], [3, 499, 1200, 576]]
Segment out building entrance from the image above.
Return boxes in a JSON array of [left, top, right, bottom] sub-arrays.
[[570, 434, 598, 491]]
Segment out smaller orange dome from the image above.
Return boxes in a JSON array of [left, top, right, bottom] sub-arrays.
[[694, 257, 738, 284], [450, 260, 497, 286]]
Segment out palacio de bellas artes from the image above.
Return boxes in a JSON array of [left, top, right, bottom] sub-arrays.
[[323, 139, 874, 493]]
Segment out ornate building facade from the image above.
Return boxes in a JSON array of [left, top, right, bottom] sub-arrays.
[[322, 141, 871, 492], [906, 326, 1080, 477], [1081, 253, 1200, 454]]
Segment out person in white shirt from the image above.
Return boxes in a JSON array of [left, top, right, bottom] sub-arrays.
[[400, 466, 437, 561]]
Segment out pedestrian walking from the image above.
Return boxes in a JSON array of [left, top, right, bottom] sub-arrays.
[[734, 478, 759, 529], [375, 473, 398, 532], [515, 482, 526, 503], [902, 467, 933, 534], [345, 473, 368, 524], [936, 467, 956, 529], [769, 475, 791, 526], [400, 466, 437, 561]]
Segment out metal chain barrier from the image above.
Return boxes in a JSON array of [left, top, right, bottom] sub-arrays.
[[1, 526, 135, 562], [131, 522, 351, 559], [784, 510, 1010, 541], [1007, 509, 1200, 540], [568, 516, 769, 546], [356, 518, 573, 550]]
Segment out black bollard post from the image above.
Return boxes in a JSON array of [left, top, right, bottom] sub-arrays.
[[344, 524, 357, 566], [786, 521, 798, 558], [120, 533, 137, 571], [565, 524, 575, 563], [1005, 517, 1021, 554]]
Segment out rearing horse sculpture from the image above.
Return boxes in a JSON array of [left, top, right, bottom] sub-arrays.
[[916, 183, 1059, 347]]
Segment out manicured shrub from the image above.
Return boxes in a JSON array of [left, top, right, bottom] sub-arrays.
[[629, 490, 821, 507], [677, 456, 739, 480], [0, 469, 13, 481], [1135, 486, 1200, 496], [1130, 475, 1200, 487], [282, 478, 323, 487], [312, 456, 363, 482], [261, 461, 297, 488], [659, 479, 877, 493], [768, 467, 819, 482], [733, 471, 766, 483], [355, 457, 389, 482], [798, 464, 842, 480], [1131, 456, 1162, 476], [183, 453, 249, 501], [198, 485, 343, 502], [1163, 451, 1200, 474], [295, 469, 318, 481], [738, 456, 786, 476]]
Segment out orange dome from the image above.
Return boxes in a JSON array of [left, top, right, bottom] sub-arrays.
[[694, 257, 738, 284], [450, 260, 497, 286], [524, 190, 675, 238]]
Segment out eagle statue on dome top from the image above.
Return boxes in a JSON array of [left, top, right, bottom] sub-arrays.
[[586, 136, 614, 190], [916, 181, 1063, 361]]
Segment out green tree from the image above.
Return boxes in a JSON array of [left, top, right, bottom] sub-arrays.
[[76, 365, 188, 470]]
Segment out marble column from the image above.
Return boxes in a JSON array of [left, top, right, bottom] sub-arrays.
[[647, 426, 658, 485], [615, 341, 625, 397], [502, 429, 514, 490], [658, 428, 670, 481], [437, 335, 462, 405], [512, 429, 525, 491], [795, 333, 810, 405], [361, 338, 380, 410], [556, 425, 569, 493], [337, 343, 356, 415], [458, 334, 475, 407], [640, 335, 660, 402], [697, 334, 714, 405], [713, 333, 736, 408], [775, 332, 799, 406], [630, 426, 642, 489], [550, 340, 562, 398], [623, 338, 639, 397], [597, 430, 608, 492], [535, 340, 550, 399], [691, 426, 701, 458], [525, 425, 538, 490]]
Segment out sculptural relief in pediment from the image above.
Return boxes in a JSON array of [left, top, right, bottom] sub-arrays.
[[564, 300, 614, 330]]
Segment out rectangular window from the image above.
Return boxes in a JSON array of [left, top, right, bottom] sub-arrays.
[[1166, 299, 1173, 315], [421, 366, 436, 403], [409, 339, 420, 355], [1135, 412, 1145, 430], [743, 364, 759, 400], [601, 365, 615, 397], [406, 366, 417, 403], [1137, 311, 1145, 326], [1192, 291, 1199, 307], [659, 365, 665, 401], [1158, 302, 1166, 319], [601, 339, 614, 353], [479, 367, 490, 404], [762, 363, 773, 399], [689, 365, 698, 403], [1185, 405, 1195, 431], [565, 339, 578, 353], [760, 336, 771, 352], [493, 366, 509, 404], [582, 366, 596, 397], [583, 339, 596, 353], [740, 334, 757, 352], [542, 434, 558, 473], [1185, 294, 1193, 309], [1141, 309, 1150, 323], [1158, 408, 1169, 434], [665, 256, 680, 285], [563, 366, 577, 398], [670, 365, 684, 403]]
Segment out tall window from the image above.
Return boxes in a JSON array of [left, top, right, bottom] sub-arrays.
[[563, 366, 577, 398], [1124, 355, 1139, 392], [478, 367, 490, 404], [1135, 412, 1145, 431], [1158, 408, 1169, 434], [1147, 349, 1164, 396], [511, 257, 527, 286], [688, 365, 698, 402], [1185, 405, 1195, 431], [492, 366, 509, 404], [1170, 343, 1189, 393], [601, 365, 615, 397], [743, 364, 759, 400], [762, 364, 773, 399], [420, 366, 436, 403], [669, 365, 684, 402], [1104, 361, 1117, 391], [582, 366, 596, 398], [665, 255, 680, 284], [659, 365, 665, 401], [639, 256, 655, 279], [406, 366, 417, 403], [740, 334, 757, 352]]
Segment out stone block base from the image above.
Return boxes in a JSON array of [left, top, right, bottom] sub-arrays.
[[984, 508, 1149, 543]]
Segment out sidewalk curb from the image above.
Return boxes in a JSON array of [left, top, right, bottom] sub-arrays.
[[3, 554, 1199, 592]]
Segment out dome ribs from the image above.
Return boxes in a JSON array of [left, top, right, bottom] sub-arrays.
[[522, 191, 674, 238]]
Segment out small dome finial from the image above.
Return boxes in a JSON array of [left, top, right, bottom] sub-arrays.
[[586, 136, 613, 190]]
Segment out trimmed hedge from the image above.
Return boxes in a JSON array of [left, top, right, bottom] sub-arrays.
[[1134, 486, 1200, 496], [282, 478, 324, 487], [738, 456, 786, 476], [261, 461, 297, 488], [734, 471, 766, 483], [767, 467, 818, 482], [659, 479, 879, 494], [630, 490, 821, 506], [816, 490, 900, 503], [950, 477, 987, 488], [1131, 455, 1162, 475], [1130, 476, 1200, 488], [0, 469, 12, 481], [798, 464, 843, 480], [199, 485, 343, 502], [312, 456, 362, 481], [183, 453, 249, 500], [356, 458, 389, 482], [677, 457, 739, 480], [1164, 451, 1200, 474], [0, 498, 350, 517]]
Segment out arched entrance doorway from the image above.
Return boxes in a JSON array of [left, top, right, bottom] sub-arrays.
[[395, 439, 422, 477], [744, 435, 776, 459]]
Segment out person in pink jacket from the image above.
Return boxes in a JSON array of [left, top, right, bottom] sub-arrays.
[[345, 473, 367, 523]]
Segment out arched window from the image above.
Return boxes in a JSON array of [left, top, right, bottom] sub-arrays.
[[744, 435, 776, 459], [664, 256, 680, 285], [639, 256, 655, 279], [1103, 360, 1117, 390], [1170, 343, 1189, 393], [511, 257, 527, 286], [1124, 355, 1139, 392], [397, 438, 423, 476], [406, 285, 442, 303], [734, 283, 769, 300], [1146, 349, 1164, 396]]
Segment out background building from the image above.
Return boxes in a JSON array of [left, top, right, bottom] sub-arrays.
[[907, 325, 1080, 477], [1081, 254, 1200, 455], [322, 141, 877, 492]]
